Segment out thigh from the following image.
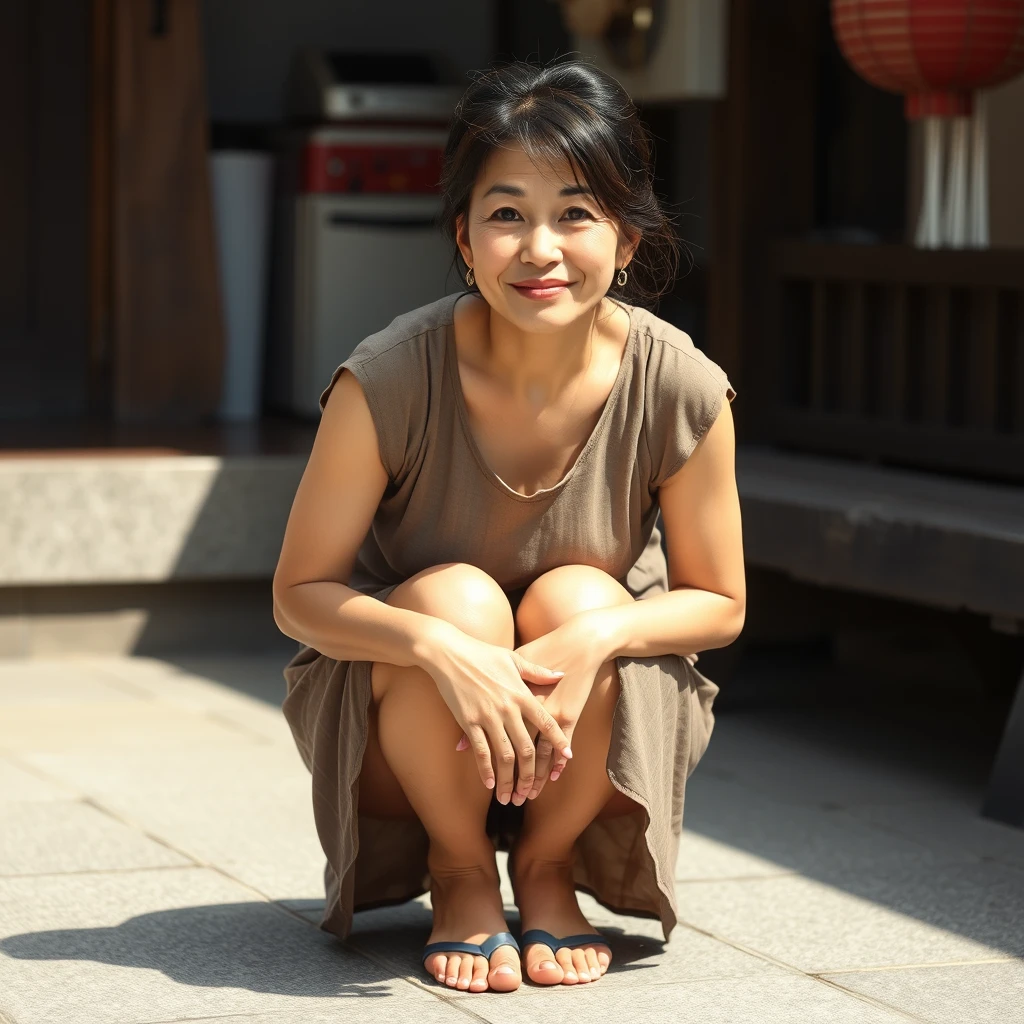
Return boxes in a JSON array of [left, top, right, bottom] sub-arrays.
[[371, 561, 515, 702]]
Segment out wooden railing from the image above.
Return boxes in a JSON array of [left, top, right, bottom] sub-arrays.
[[762, 243, 1024, 482]]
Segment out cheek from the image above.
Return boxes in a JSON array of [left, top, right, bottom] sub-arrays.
[[569, 230, 620, 271], [472, 228, 521, 265]]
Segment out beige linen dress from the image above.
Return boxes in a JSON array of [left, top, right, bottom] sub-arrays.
[[282, 289, 737, 941]]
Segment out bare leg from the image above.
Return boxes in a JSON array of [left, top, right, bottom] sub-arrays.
[[512, 565, 639, 986], [368, 562, 521, 993]]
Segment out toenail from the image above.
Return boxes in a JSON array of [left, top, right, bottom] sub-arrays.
[[540, 960, 557, 970], [493, 965, 515, 975]]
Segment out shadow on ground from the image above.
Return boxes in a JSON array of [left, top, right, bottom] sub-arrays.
[[0, 903, 392, 998]]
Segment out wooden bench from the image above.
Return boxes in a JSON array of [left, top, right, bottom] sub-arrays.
[[735, 444, 1024, 827]]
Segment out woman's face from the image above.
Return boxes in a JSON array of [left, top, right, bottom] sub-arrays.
[[456, 144, 636, 332]]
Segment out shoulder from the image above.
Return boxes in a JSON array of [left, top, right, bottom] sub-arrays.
[[631, 305, 737, 488], [632, 305, 734, 400]]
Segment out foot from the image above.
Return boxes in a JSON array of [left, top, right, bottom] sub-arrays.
[[511, 850, 612, 985], [423, 858, 521, 993]]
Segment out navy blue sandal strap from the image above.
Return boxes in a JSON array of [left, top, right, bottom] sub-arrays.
[[520, 928, 608, 951], [422, 931, 519, 967]]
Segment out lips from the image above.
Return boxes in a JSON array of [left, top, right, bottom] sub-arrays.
[[511, 280, 571, 289]]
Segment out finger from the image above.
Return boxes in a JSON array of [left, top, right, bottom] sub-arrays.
[[549, 726, 575, 781], [467, 727, 495, 791], [512, 653, 565, 686], [485, 720, 516, 805], [505, 715, 536, 806], [530, 737, 554, 799], [521, 699, 572, 763]]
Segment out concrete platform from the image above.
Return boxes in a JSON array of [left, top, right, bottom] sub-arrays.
[[1, 649, 1021, 1023]]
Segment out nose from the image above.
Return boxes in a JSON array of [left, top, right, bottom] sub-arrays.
[[520, 222, 562, 266]]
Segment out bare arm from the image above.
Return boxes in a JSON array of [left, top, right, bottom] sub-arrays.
[[273, 368, 572, 797], [272, 368, 454, 669], [578, 395, 746, 662]]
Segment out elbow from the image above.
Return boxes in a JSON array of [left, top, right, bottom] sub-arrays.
[[725, 597, 746, 645], [272, 578, 300, 639]]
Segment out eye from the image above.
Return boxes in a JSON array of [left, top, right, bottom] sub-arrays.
[[490, 207, 521, 222], [564, 207, 593, 221]]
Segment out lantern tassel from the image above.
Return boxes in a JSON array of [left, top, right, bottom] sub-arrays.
[[968, 93, 989, 248], [944, 115, 969, 247], [915, 117, 944, 249]]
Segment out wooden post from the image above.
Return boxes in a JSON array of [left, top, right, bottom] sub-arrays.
[[111, 0, 224, 422]]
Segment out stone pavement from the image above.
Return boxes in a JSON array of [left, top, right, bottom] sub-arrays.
[[0, 651, 1022, 1024]]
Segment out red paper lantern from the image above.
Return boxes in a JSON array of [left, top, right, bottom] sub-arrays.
[[832, 0, 1024, 117]]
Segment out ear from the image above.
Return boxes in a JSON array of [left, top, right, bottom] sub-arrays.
[[617, 227, 641, 269], [455, 212, 473, 268]]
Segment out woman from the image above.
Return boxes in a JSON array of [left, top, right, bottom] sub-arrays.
[[273, 57, 744, 995]]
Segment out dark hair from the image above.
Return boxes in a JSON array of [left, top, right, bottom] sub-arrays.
[[438, 57, 683, 308]]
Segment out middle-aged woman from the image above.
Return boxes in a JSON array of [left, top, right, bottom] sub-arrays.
[[273, 56, 744, 995]]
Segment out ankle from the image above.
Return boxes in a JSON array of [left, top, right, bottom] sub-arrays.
[[512, 840, 575, 880]]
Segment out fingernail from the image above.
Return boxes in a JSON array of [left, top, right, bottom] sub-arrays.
[[562, 746, 573, 758], [550, 770, 561, 781], [499, 793, 509, 805], [485, 778, 495, 789]]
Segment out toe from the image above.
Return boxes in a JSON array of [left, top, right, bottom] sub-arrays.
[[597, 948, 611, 974], [445, 953, 461, 987], [457, 955, 474, 990], [524, 943, 563, 986], [584, 947, 601, 981], [488, 946, 521, 992], [426, 953, 447, 983], [571, 948, 591, 982], [555, 947, 578, 984], [469, 955, 489, 992]]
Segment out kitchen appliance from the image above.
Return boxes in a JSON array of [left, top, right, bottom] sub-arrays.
[[267, 52, 460, 418]]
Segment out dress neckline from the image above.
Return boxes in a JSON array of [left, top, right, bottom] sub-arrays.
[[443, 289, 637, 503]]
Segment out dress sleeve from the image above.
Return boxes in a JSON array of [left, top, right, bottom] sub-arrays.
[[318, 334, 430, 487], [643, 333, 737, 490]]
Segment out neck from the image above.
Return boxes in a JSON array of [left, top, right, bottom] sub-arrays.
[[483, 300, 615, 404]]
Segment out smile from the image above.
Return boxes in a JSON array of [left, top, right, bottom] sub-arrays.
[[509, 282, 572, 300]]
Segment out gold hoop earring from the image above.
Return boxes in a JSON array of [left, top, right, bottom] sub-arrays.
[[465, 267, 475, 287], [616, 268, 628, 287]]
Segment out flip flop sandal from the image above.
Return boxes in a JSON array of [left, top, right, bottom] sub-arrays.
[[521, 928, 609, 951], [422, 931, 521, 984], [520, 929, 610, 973]]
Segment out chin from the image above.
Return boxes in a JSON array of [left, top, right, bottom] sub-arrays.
[[499, 287, 603, 326]]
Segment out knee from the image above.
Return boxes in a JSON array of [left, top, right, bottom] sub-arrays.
[[516, 565, 633, 643], [386, 562, 514, 647]]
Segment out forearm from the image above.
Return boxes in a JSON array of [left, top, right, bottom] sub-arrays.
[[587, 586, 745, 662], [273, 581, 453, 672]]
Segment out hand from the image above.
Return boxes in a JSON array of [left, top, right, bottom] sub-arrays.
[[457, 612, 609, 800], [425, 625, 573, 806]]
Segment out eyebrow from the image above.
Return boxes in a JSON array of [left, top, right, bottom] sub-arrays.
[[482, 183, 594, 199]]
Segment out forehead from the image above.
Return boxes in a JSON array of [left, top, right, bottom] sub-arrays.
[[474, 143, 583, 194]]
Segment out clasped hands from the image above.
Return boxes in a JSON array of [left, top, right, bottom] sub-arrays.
[[427, 612, 610, 807]]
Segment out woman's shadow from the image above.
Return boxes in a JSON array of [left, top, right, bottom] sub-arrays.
[[0, 901, 393, 998]]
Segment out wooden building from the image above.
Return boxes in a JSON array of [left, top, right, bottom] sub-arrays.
[[1, 1, 1021, 824]]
